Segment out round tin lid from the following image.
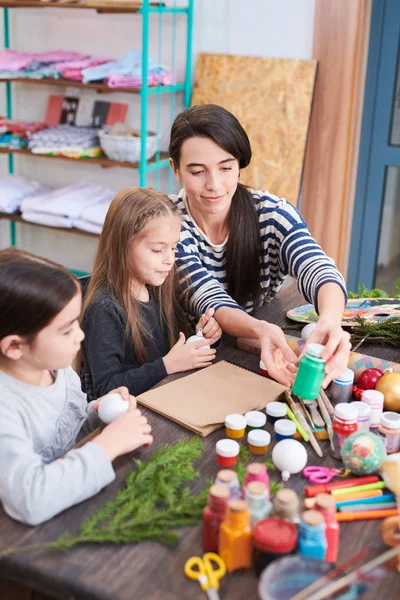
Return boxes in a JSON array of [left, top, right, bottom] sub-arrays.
[[253, 517, 298, 554], [266, 401, 287, 418], [245, 410, 267, 428]]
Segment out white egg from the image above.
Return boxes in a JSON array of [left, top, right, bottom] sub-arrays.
[[301, 322, 317, 341], [98, 393, 129, 424], [186, 329, 211, 349], [272, 439, 308, 481]]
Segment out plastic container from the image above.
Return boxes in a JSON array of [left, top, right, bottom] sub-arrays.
[[215, 470, 241, 500], [248, 429, 270, 455], [216, 439, 240, 467], [331, 403, 358, 460], [245, 410, 266, 431], [245, 481, 272, 527], [378, 412, 400, 454], [266, 402, 287, 425], [298, 510, 327, 561], [361, 389, 384, 428], [258, 556, 332, 600], [225, 414, 246, 439], [292, 343, 326, 400], [274, 419, 296, 441], [350, 400, 371, 432], [252, 517, 298, 576], [330, 368, 354, 404], [260, 360, 269, 377]]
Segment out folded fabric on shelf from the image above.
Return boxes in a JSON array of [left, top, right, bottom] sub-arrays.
[[77, 195, 114, 226], [73, 219, 103, 235], [29, 125, 100, 150], [0, 49, 88, 73], [0, 176, 49, 213], [22, 211, 74, 229]]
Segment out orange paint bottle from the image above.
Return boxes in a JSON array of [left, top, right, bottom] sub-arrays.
[[219, 500, 252, 572]]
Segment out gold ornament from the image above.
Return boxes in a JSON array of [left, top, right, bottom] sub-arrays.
[[375, 369, 400, 412]]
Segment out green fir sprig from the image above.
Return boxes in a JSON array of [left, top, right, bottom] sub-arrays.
[[350, 315, 400, 348]]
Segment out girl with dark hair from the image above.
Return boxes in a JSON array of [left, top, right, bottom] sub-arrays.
[[169, 104, 351, 387], [80, 187, 221, 401], [0, 248, 152, 525]]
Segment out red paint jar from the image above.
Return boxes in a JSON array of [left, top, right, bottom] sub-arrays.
[[216, 439, 240, 467], [331, 403, 358, 460], [203, 484, 230, 552], [252, 517, 298, 575]]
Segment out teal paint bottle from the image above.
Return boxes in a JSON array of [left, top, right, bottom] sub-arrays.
[[298, 510, 327, 561], [292, 343, 326, 400]]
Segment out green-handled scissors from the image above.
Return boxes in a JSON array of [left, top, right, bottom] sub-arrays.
[[184, 552, 226, 599]]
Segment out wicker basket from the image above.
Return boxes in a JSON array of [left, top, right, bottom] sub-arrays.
[[98, 129, 158, 163]]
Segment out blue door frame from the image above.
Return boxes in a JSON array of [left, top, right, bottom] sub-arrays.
[[348, 0, 400, 290]]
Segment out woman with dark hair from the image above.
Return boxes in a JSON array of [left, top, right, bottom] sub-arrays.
[[169, 104, 350, 387]]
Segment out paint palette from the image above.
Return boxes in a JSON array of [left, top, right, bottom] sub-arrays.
[[286, 298, 400, 326]]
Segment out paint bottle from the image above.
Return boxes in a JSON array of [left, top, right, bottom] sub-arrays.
[[292, 343, 326, 400], [272, 488, 301, 524], [314, 493, 339, 563], [247, 429, 270, 455], [224, 414, 246, 439], [350, 401, 371, 432], [216, 439, 240, 468], [202, 485, 230, 552], [361, 389, 384, 429], [331, 403, 358, 460], [245, 410, 266, 431], [298, 510, 327, 560], [244, 481, 272, 527], [219, 500, 252, 572], [330, 368, 355, 404], [252, 517, 298, 576], [243, 463, 270, 497], [378, 412, 400, 454], [274, 418, 296, 441], [266, 401, 287, 425], [215, 470, 241, 500]]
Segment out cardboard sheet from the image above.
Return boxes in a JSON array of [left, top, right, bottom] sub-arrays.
[[137, 360, 287, 437]]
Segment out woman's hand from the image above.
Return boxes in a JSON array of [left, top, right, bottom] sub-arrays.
[[163, 332, 216, 374], [258, 322, 298, 387], [306, 318, 351, 388], [196, 308, 222, 344]]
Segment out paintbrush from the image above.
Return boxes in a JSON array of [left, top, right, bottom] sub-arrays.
[[319, 388, 335, 416], [298, 396, 316, 428], [317, 392, 335, 452], [285, 390, 323, 458]]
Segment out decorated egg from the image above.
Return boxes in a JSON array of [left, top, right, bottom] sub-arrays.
[[358, 368, 384, 390], [272, 439, 308, 481], [186, 328, 211, 349], [98, 393, 129, 424], [340, 431, 386, 475], [301, 322, 317, 341]]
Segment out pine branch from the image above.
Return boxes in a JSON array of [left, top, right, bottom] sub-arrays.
[[351, 315, 400, 348]]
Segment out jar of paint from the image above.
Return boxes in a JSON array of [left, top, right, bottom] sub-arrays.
[[298, 510, 327, 561], [378, 412, 400, 454], [224, 414, 246, 439], [245, 481, 272, 527], [248, 429, 270, 455], [313, 493, 339, 563], [245, 410, 266, 431], [215, 470, 241, 500], [331, 403, 358, 460], [361, 389, 384, 428], [202, 484, 230, 552], [274, 419, 296, 441], [272, 488, 301, 524], [266, 401, 287, 425], [330, 368, 354, 404], [216, 439, 240, 468], [292, 343, 326, 400], [350, 400, 371, 432], [219, 500, 252, 572], [243, 463, 270, 497], [260, 360, 269, 377], [252, 517, 298, 576]]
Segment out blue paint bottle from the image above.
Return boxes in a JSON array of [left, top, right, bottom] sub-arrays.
[[298, 510, 327, 561]]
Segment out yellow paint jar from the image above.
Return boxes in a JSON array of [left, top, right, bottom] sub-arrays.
[[248, 429, 271, 455], [225, 414, 247, 439]]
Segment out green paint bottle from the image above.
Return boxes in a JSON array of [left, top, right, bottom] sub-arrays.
[[292, 343, 326, 400]]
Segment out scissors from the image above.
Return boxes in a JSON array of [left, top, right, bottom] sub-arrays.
[[303, 466, 348, 484], [184, 552, 226, 600]]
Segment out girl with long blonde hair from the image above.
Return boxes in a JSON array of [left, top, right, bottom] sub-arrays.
[[81, 188, 221, 400]]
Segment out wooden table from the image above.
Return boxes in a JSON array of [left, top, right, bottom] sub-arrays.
[[1, 284, 399, 600]]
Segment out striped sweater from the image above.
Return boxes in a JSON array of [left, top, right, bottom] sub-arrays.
[[171, 188, 347, 319]]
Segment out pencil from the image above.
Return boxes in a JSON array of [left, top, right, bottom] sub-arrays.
[[285, 403, 309, 441], [336, 508, 398, 521], [332, 481, 386, 496]]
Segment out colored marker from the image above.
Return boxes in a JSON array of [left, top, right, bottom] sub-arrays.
[[305, 475, 380, 498], [337, 509, 398, 521], [331, 481, 386, 496], [285, 404, 309, 441], [333, 490, 383, 503], [339, 502, 398, 513], [335, 493, 395, 508]]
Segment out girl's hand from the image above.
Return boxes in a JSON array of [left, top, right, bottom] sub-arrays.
[[163, 332, 216, 374], [196, 308, 222, 344], [259, 322, 298, 387], [93, 396, 153, 461], [306, 318, 351, 388], [93, 386, 130, 412]]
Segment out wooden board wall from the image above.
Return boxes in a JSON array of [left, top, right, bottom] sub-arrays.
[[192, 53, 317, 206]]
